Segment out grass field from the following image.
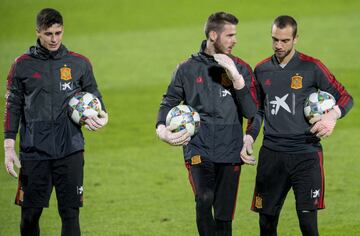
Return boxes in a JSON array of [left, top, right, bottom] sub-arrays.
[[0, 0, 359, 235]]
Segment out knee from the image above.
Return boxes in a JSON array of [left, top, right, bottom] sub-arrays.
[[196, 191, 214, 209], [297, 210, 318, 236], [259, 213, 278, 236], [21, 207, 43, 225], [58, 208, 79, 221]]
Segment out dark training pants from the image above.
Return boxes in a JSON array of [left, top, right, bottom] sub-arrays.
[[16, 152, 84, 236], [186, 156, 241, 236]]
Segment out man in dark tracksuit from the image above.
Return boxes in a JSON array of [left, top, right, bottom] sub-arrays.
[[241, 16, 353, 236], [4, 8, 108, 236], [156, 12, 257, 236]]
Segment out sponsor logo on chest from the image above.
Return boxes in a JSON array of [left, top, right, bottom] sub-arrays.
[[59, 64, 74, 91]]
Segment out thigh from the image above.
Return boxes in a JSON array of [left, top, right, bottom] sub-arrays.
[[291, 151, 324, 211], [16, 160, 52, 207], [251, 147, 291, 215], [186, 156, 216, 199], [52, 151, 84, 208], [213, 163, 241, 221]]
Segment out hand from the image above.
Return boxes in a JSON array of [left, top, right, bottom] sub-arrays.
[[310, 106, 341, 138], [84, 111, 109, 131], [4, 139, 21, 178], [240, 135, 256, 165], [156, 124, 191, 146], [213, 54, 245, 89]]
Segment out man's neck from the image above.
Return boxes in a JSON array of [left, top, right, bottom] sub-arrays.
[[204, 40, 215, 55]]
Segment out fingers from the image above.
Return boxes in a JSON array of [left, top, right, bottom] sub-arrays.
[[310, 119, 335, 138], [99, 110, 107, 118], [14, 156, 21, 168], [246, 145, 253, 155], [240, 152, 256, 165], [169, 131, 191, 146], [214, 54, 236, 69], [5, 148, 20, 178], [309, 115, 321, 125], [310, 121, 322, 134], [84, 115, 104, 131], [5, 162, 18, 178]]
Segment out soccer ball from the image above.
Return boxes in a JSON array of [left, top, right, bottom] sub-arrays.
[[68, 92, 102, 125], [166, 105, 200, 136], [304, 90, 336, 121]]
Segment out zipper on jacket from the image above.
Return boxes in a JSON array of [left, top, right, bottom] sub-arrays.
[[49, 59, 56, 157]]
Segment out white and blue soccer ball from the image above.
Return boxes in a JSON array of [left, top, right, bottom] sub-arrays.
[[304, 90, 336, 121], [166, 105, 200, 136], [68, 92, 102, 125]]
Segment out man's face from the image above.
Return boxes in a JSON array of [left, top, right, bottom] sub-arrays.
[[271, 25, 297, 60], [213, 24, 237, 54], [36, 23, 64, 51]]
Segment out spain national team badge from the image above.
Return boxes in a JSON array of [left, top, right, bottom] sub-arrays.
[[221, 73, 232, 87], [19, 189, 24, 203], [291, 74, 303, 89], [255, 195, 263, 209], [60, 65, 72, 81], [191, 155, 202, 165]]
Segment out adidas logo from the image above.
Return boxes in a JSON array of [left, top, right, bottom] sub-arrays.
[[32, 72, 41, 79]]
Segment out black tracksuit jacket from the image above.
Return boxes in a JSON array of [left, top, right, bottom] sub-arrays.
[[4, 41, 105, 160], [157, 41, 258, 163]]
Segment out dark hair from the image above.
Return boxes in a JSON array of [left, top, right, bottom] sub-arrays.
[[204, 12, 238, 38], [273, 15, 297, 38], [36, 8, 63, 30]]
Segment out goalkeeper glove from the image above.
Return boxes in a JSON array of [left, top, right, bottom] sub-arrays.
[[4, 139, 21, 178], [240, 135, 256, 165], [213, 54, 245, 90], [156, 124, 191, 146], [85, 111, 109, 131], [310, 105, 341, 138]]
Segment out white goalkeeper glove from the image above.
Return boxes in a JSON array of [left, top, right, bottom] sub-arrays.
[[156, 124, 191, 146], [240, 135, 256, 165], [213, 54, 245, 90], [4, 139, 21, 178], [310, 105, 341, 138], [85, 111, 109, 131]]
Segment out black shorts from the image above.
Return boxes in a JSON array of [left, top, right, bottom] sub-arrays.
[[185, 155, 241, 221], [15, 151, 84, 208], [251, 146, 324, 215]]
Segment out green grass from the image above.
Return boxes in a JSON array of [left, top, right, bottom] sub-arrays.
[[0, 0, 359, 235]]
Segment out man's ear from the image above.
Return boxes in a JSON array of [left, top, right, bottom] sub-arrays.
[[209, 31, 218, 42], [294, 34, 299, 45]]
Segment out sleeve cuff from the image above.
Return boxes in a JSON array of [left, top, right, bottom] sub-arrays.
[[4, 132, 17, 140], [234, 86, 250, 97]]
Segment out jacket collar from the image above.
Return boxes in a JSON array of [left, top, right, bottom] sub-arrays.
[[29, 39, 68, 60], [192, 40, 217, 64]]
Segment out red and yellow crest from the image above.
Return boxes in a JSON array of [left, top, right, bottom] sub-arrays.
[[255, 195, 263, 209], [291, 74, 303, 89], [60, 65, 72, 81], [191, 155, 202, 165]]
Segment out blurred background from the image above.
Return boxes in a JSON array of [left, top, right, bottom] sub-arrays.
[[0, 0, 359, 235]]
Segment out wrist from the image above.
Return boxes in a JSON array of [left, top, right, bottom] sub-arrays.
[[4, 139, 15, 149], [332, 105, 341, 119]]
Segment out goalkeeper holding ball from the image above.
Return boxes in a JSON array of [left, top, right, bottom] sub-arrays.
[[243, 15, 353, 235], [4, 8, 108, 236], [156, 12, 257, 236]]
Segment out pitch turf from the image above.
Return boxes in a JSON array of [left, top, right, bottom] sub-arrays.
[[0, 0, 359, 235]]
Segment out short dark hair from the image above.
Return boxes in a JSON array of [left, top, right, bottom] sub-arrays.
[[273, 15, 297, 38], [204, 12, 238, 38], [36, 8, 63, 30]]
